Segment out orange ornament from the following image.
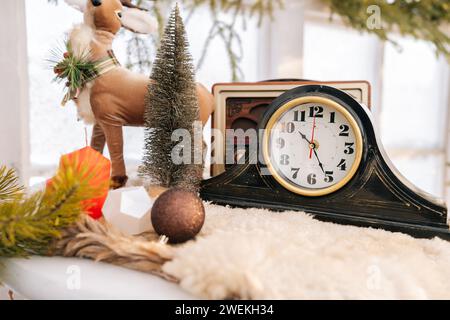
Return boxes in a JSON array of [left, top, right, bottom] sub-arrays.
[[47, 147, 111, 219]]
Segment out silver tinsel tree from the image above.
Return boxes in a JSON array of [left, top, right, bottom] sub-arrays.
[[141, 5, 202, 191]]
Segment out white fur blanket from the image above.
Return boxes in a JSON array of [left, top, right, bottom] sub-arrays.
[[162, 204, 450, 299]]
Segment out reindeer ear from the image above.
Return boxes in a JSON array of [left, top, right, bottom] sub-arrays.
[[121, 8, 158, 34], [64, 0, 87, 12]]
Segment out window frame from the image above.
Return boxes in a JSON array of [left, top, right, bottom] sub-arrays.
[[1, 0, 30, 185]]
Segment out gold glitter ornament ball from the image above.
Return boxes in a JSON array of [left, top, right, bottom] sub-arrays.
[[151, 188, 205, 243]]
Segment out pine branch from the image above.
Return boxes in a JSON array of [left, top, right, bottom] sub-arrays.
[[321, 0, 450, 61], [49, 41, 97, 105], [0, 158, 107, 258], [0, 167, 23, 202]]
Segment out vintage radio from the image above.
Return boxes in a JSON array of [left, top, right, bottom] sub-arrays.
[[211, 80, 371, 176]]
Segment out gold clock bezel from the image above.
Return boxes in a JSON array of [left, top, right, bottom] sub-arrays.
[[262, 96, 363, 197]]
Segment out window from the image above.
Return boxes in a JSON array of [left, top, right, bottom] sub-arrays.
[[381, 37, 448, 197], [19, 0, 450, 202]]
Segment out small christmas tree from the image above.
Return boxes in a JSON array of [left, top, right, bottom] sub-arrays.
[[141, 5, 202, 191]]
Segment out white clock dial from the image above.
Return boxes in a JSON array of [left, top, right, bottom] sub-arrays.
[[263, 97, 363, 196]]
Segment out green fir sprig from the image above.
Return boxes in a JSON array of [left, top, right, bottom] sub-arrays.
[[49, 42, 97, 105], [0, 166, 23, 202], [0, 159, 107, 258]]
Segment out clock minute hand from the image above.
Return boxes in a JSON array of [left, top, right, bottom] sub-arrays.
[[313, 149, 325, 174]]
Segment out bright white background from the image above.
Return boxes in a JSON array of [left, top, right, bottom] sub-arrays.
[[23, 0, 450, 200]]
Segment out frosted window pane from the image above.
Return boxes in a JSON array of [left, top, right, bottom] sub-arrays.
[[189, 8, 259, 86], [27, 0, 85, 166], [387, 154, 444, 197], [303, 22, 379, 85], [381, 37, 447, 150]]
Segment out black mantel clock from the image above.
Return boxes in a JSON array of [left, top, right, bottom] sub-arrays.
[[200, 85, 450, 240]]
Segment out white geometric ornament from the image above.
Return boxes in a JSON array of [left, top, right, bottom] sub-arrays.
[[102, 187, 154, 236]]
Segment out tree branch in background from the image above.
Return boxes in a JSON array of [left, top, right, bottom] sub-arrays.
[[321, 0, 449, 61], [48, 0, 450, 79]]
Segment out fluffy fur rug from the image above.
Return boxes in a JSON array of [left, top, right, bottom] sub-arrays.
[[162, 204, 450, 300]]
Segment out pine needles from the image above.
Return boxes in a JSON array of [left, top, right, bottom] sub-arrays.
[[321, 0, 450, 61], [0, 159, 107, 258], [0, 167, 23, 202], [49, 42, 97, 105]]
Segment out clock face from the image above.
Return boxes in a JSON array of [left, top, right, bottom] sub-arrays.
[[263, 96, 363, 196]]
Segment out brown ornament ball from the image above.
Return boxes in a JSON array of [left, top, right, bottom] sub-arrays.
[[151, 188, 205, 244]]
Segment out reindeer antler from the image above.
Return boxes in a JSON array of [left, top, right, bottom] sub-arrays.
[[120, 0, 149, 11]]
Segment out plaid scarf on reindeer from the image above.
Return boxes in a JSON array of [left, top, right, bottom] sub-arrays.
[[53, 49, 121, 106]]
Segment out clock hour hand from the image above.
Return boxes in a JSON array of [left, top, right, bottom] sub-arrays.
[[298, 131, 311, 144]]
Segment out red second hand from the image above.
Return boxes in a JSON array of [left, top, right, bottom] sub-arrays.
[[309, 111, 316, 159]]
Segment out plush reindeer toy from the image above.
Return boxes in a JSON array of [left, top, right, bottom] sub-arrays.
[[63, 0, 215, 188]]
